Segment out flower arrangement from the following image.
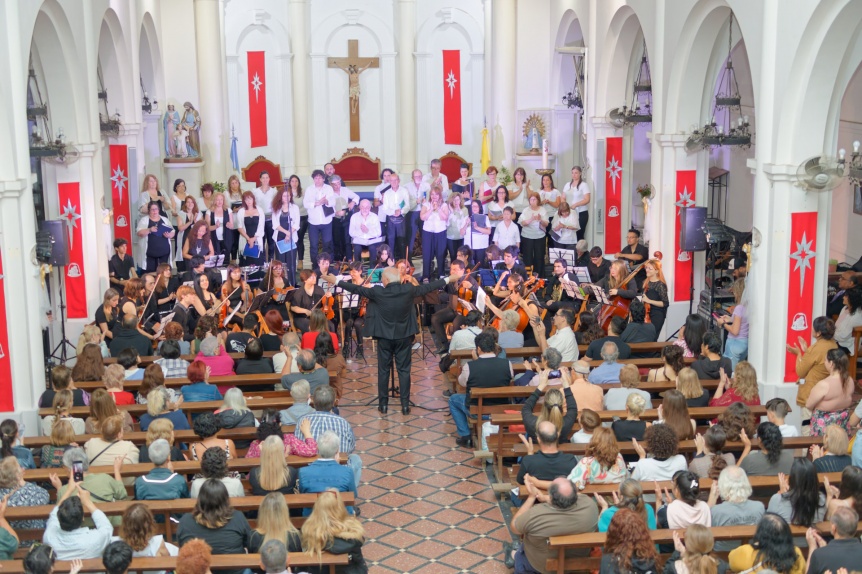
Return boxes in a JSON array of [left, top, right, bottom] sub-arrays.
[[499, 165, 514, 187], [636, 184, 654, 199], [210, 181, 226, 194]]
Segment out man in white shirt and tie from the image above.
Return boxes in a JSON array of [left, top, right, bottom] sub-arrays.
[[405, 169, 430, 263], [349, 199, 383, 262], [303, 169, 335, 260], [381, 173, 411, 259], [374, 168, 394, 238], [253, 171, 278, 259], [422, 159, 450, 199], [330, 175, 360, 263]]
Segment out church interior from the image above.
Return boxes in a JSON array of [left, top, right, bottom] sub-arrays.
[[2, 0, 862, 572]]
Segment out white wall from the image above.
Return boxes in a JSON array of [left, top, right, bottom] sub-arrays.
[[831, 62, 862, 263]]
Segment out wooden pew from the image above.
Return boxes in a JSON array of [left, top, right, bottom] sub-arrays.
[[0, 553, 349, 574], [511, 357, 695, 373], [448, 341, 674, 361], [23, 425, 296, 450], [75, 372, 283, 393], [102, 350, 279, 367], [4, 493, 354, 543]]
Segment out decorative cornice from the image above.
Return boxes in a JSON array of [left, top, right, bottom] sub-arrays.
[[0, 178, 31, 199]]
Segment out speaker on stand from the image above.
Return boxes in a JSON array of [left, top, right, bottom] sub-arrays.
[[38, 220, 76, 364]]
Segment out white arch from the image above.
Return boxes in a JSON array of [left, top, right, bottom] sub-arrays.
[[552, 9, 585, 105], [97, 8, 134, 122], [593, 6, 647, 120], [415, 7, 483, 54], [139, 12, 165, 114], [228, 17, 291, 57], [311, 11, 395, 55]]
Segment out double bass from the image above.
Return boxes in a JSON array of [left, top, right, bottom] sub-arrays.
[[597, 251, 663, 331]]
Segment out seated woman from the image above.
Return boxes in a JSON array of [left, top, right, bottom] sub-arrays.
[[594, 478, 656, 531], [834, 287, 862, 355], [656, 390, 696, 441], [41, 419, 77, 469], [810, 424, 851, 473], [0, 455, 49, 532], [248, 492, 303, 553], [51, 447, 128, 525], [766, 457, 826, 527], [138, 364, 179, 404], [244, 418, 317, 458], [673, 314, 707, 359], [41, 389, 85, 436], [566, 427, 627, 490], [118, 503, 178, 560], [42, 364, 90, 408], [301, 488, 367, 574], [599, 508, 659, 574], [83, 415, 140, 485], [139, 387, 190, 431], [0, 419, 34, 470], [657, 470, 712, 530], [76, 324, 110, 359], [738, 422, 794, 476], [707, 466, 765, 552], [301, 309, 340, 351], [313, 332, 346, 400], [663, 524, 730, 574], [791, 316, 838, 413], [572, 409, 602, 444], [181, 360, 223, 403], [806, 349, 854, 436], [521, 384, 577, 443], [611, 394, 651, 464], [647, 345, 685, 383], [214, 388, 256, 449], [157, 321, 191, 356], [248, 435, 297, 496], [177, 479, 251, 574], [102, 363, 135, 405], [676, 367, 710, 408], [138, 418, 186, 464], [190, 447, 244, 498], [631, 424, 687, 482], [825, 465, 862, 519], [710, 361, 761, 408], [728, 513, 806, 574], [689, 425, 735, 479], [190, 413, 237, 467], [717, 401, 757, 443], [85, 388, 134, 435], [257, 310, 285, 353]]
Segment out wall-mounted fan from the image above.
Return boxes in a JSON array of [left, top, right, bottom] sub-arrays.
[[606, 107, 626, 129], [793, 156, 844, 192], [43, 144, 81, 165]]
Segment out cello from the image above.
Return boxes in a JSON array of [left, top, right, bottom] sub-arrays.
[[490, 275, 545, 332], [597, 251, 663, 331]]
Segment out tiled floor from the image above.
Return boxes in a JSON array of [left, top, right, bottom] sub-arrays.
[[336, 335, 513, 574]]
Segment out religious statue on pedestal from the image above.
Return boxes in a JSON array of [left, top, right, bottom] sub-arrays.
[[163, 102, 202, 162], [180, 102, 201, 158], [162, 104, 180, 157], [521, 113, 547, 154]]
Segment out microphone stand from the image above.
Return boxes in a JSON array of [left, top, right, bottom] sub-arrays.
[[284, 180, 297, 287]]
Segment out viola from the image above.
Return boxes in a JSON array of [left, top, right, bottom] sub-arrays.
[[321, 292, 336, 321], [491, 276, 545, 332]]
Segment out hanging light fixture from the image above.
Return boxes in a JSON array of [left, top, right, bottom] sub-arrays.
[[838, 141, 862, 185], [561, 53, 585, 111], [606, 39, 652, 128], [688, 12, 752, 150], [27, 61, 66, 158]]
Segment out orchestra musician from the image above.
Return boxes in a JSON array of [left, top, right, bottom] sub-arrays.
[[108, 238, 137, 289], [181, 256, 222, 294], [489, 272, 542, 345], [271, 187, 300, 277], [598, 260, 637, 300], [137, 273, 160, 333], [259, 260, 292, 321], [348, 199, 384, 263], [375, 244, 395, 268], [395, 259, 419, 286], [290, 269, 327, 333], [171, 285, 197, 342], [641, 258, 669, 336], [339, 261, 367, 359], [430, 259, 476, 355], [189, 272, 219, 326], [494, 246, 527, 284], [615, 229, 649, 289], [221, 264, 251, 329], [587, 246, 611, 283], [153, 263, 179, 319], [119, 278, 143, 319], [542, 259, 577, 333]]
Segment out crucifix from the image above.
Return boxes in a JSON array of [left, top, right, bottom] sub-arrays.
[[328, 39, 380, 141]]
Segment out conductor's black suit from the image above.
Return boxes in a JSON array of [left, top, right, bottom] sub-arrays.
[[337, 276, 447, 413]]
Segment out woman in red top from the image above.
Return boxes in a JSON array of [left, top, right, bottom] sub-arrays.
[[300, 309, 340, 352], [102, 363, 136, 405], [709, 360, 761, 407]]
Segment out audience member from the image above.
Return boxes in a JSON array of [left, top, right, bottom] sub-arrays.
[[0, 419, 34, 469], [215, 388, 256, 449], [190, 446, 244, 498], [134, 439, 189, 501], [728, 513, 805, 574], [140, 387, 191, 431], [766, 457, 827, 527], [657, 390, 696, 441], [117, 503, 178, 560], [647, 345, 685, 383], [42, 365, 89, 408], [765, 398, 799, 438], [301, 489, 367, 573], [189, 413, 237, 465], [248, 494, 302, 553], [515, 347, 562, 387], [521, 383, 577, 443], [0, 455, 49, 532], [109, 314, 152, 358], [83, 415, 140, 485], [657, 471, 711, 530], [117, 348, 144, 380], [594, 478, 656, 531], [273, 332, 302, 374], [249, 435, 297, 496], [676, 367, 710, 407], [41, 389, 85, 436], [585, 316, 631, 360], [194, 335, 236, 379], [599, 508, 659, 574], [739, 422, 794, 476], [138, 418, 185, 463], [708, 466, 765, 551], [588, 342, 623, 384], [297, 430, 357, 516], [235, 337, 275, 375], [246, 417, 317, 458], [154, 339, 190, 379], [611, 394, 650, 445], [620, 300, 657, 343], [569, 361, 603, 413], [536, 309, 579, 362], [662, 524, 729, 574], [572, 409, 601, 444], [43, 482, 113, 559], [279, 379, 315, 425], [604, 364, 652, 411], [41, 419, 77, 469], [176, 539, 212, 574], [631, 424, 687, 481], [689, 425, 734, 479], [807, 349, 854, 436], [225, 315, 258, 354], [280, 349, 330, 394], [516, 421, 577, 487], [102, 540, 133, 574], [810, 424, 852, 473], [102, 363, 135, 405], [807, 506, 862, 574], [84, 388, 134, 435], [826, 465, 862, 519], [181, 360, 223, 403], [567, 427, 627, 490], [691, 331, 733, 380], [52, 447, 128, 525]]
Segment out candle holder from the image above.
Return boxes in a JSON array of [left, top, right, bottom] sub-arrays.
[[535, 168, 555, 177]]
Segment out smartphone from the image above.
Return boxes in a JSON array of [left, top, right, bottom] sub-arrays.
[[549, 370, 562, 379], [72, 460, 84, 482]]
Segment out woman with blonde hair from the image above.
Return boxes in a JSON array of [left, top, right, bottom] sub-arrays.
[[301, 488, 367, 569], [83, 414, 139, 484], [663, 524, 729, 574], [249, 435, 297, 496], [611, 393, 651, 446], [0, 456, 49, 532], [40, 419, 77, 469], [41, 389, 85, 436], [249, 492, 302, 553], [139, 418, 186, 464], [642, 258, 670, 335], [710, 360, 761, 407], [95, 288, 120, 343], [520, 377, 577, 442], [84, 388, 134, 435], [76, 324, 109, 358], [139, 387, 190, 431], [102, 364, 135, 405], [810, 424, 851, 473], [677, 367, 710, 407], [566, 427, 628, 490], [445, 192, 470, 265]]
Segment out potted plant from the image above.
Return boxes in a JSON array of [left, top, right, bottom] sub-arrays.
[[636, 184, 654, 200], [829, 258, 838, 273], [499, 165, 514, 187]]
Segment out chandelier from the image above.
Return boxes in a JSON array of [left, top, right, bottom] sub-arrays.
[[606, 40, 652, 128], [27, 62, 67, 158], [561, 53, 585, 111], [839, 141, 862, 185], [687, 12, 752, 150]]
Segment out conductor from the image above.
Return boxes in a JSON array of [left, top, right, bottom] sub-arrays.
[[321, 266, 464, 415]]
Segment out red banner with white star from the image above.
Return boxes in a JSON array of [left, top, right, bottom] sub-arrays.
[[0, 243, 14, 411], [442, 50, 462, 145], [109, 145, 132, 254], [784, 211, 818, 382], [58, 182, 87, 319], [605, 137, 623, 254], [247, 51, 268, 148], [674, 170, 696, 301]]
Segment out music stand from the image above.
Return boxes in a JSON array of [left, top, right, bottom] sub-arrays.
[[549, 248, 576, 268]]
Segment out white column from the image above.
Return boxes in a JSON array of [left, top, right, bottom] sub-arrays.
[[380, 54, 398, 166], [309, 53, 328, 174], [397, 0, 416, 175], [194, 0, 229, 180], [289, 0, 311, 176], [483, 0, 493, 128], [415, 52, 431, 166], [491, 0, 516, 167]]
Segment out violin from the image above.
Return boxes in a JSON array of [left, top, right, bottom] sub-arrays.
[[455, 262, 481, 316], [319, 291, 336, 321]]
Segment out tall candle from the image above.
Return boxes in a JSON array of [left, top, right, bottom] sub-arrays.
[[542, 139, 549, 169]]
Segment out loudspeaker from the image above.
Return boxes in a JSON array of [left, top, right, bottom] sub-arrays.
[[680, 207, 708, 252], [39, 220, 70, 266]]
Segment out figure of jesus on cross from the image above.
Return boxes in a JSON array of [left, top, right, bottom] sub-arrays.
[[328, 39, 380, 141]]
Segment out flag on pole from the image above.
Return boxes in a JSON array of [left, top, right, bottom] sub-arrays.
[[109, 145, 132, 255], [480, 124, 490, 174], [230, 125, 240, 172], [57, 182, 87, 319], [442, 50, 462, 145], [247, 51, 268, 148]]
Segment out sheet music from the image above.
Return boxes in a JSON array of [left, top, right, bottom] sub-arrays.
[[570, 266, 592, 284], [153, 312, 175, 338], [585, 284, 611, 305], [475, 289, 487, 313], [559, 275, 582, 299], [334, 275, 360, 308]]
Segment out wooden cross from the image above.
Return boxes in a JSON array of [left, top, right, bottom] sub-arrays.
[[328, 40, 380, 141]]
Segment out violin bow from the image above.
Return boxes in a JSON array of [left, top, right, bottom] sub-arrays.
[[137, 269, 164, 328]]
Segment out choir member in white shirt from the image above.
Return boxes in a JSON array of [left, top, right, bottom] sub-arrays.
[[509, 167, 532, 219], [518, 193, 549, 278], [330, 175, 360, 263], [563, 166, 590, 241], [493, 206, 521, 251], [271, 188, 300, 277], [303, 169, 335, 259], [286, 175, 309, 268], [381, 173, 412, 258], [422, 159, 450, 199], [445, 193, 470, 268], [538, 173, 562, 226], [420, 186, 450, 281], [253, 171, 278, 260], [349, 199, 384, 262], [405, 169, 430, 262], [465, 200, 492, 266], [204, 192, 234, 258], [486, 185, 514, 229], [374, 168, 394, 236], [551, 201, 580, 249], [477, 166, 499, 205]]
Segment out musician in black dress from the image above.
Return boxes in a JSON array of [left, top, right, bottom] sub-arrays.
[[272, 189, 300, 281], [641, 258, 669, 336], [339, 262, 367, 359], [615, 229, 650, 290], [153, 263, 179, 319], [259, 261, 292, 322], [189, 273, 219, 326], [290, 269, 325, 333], [221, 264, 251, 329], [138, 273, 160, 333]]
